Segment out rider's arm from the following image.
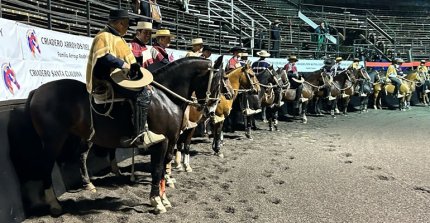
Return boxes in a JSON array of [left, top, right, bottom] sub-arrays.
[[97, 54, 128, 69]]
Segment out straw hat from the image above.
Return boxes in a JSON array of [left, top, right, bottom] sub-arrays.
[[152, 29, 176, 38], [256, 50, 271, 57], [335, 57, 343, 61], [273, 19, 282, 24], [110, 67, 153, 90], [395, 58, 404, 63], [288, 55, 298, 62], [353, 58, 360, 62], [130, 21, 153, 30], [191, 38, 203, 45], [239, 52, 249, 57], [421, 59, 426, 63]]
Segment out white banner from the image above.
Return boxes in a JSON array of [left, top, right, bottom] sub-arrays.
[[16, 23, 92, 63], [0, 57, 85, 101], [0, 19, 22, 59]]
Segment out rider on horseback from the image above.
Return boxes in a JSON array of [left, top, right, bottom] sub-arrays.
[[349, 58, 367, 97], [86, 9, 164, 148], [283, 55, 306, 108], [331, 57, 348, 98], [417, 60, 430, 93], [321, 58, 336, 100], [225, 46, 244, 73], [185, 38, 204, 57], [386, 58, 404, 98]]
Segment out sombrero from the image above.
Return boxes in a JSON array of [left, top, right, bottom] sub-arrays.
[[353, 58, 360, 62], [335, 57, 343, 61], [229, 46, 244, 53], [288, 55, 298, 62], [130, 21, 154, 30], [421, 59, 426, 63], [191, 38, 203, 45], [239, 52, 249, 57], [152, 29, 176, 38], [110, 67, 153, 90], [256, 50, 270, 57], [395, 58, 404, 63]]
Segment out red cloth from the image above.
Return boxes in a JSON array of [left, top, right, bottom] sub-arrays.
[[284, 63, 297, 73]]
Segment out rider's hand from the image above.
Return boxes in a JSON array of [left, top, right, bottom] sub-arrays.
[[129, 63, 143, 80]]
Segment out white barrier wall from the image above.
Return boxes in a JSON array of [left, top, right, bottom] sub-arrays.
[[0, 18, 357, 102]]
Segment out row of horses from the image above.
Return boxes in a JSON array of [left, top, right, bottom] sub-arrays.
[[12, 56, 426, 217]]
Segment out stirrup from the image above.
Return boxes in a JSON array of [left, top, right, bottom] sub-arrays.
[[425, 90, 430, 93], [299, 97, 308, 102], [396, 94, 404, 98], [360, 93, 367, 97], [341, 93, 349, 98], [327, 96, 336, 101]]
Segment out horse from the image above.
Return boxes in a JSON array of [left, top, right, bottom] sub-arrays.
[[416, 72, 430, 105], [211, 64, 259, 157], [319, 70, 355, 117], [255, 68, 283, 131], [24, 56, 225, 215], [373, 71, 411, 111], [403, 71, 420, 109], [174, 68, 234, 172], [353, 68, 377, 113]]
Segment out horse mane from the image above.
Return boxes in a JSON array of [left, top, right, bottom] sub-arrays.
[[153, 57, 210, 80]]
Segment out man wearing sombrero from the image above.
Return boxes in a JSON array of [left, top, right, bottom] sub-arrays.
[[150, 29, 175, 67], [331, 57, 348, 98], [284, 55, 306, 108], [386, 58, 404, 98], [129, 21, 156, 68], [201, 45, 213, 59], [252, 50, 271, 75], [86, 9, 164, 148], [225, 46, 243, 72], [348, 58, 366, 97], [185, 38, 204, 57], [417, 60, 430, 102], [239, 52, 251, 66]]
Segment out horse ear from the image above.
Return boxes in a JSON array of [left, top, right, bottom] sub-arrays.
[[214, 55, 224, 68]]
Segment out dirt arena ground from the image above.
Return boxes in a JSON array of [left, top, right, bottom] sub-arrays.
[[25, 106, 430, 223]]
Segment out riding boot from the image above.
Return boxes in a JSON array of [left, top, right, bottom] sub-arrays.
[[273, 119, 279, 131], [123, 87, 165, 149], [268, 120, 273, 131]]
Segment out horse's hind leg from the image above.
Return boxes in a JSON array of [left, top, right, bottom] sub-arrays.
[[301, 102, 308, 124], [244, 115, 253, 140], [211, 121, 224, 158]]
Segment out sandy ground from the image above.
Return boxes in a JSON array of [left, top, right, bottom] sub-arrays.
[[25, 106, 430, 223]]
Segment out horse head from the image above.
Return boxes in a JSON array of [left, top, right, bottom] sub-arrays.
[[241, 63, 260, 94]]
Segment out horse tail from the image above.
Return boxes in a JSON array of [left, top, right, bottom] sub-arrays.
[[24, 89, 36, 114]]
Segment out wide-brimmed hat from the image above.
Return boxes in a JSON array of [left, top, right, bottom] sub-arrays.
[[421, 59, 426, 63], [353, 58, 360, 62], [130, 21, 153, 30], [191, 38, 203, 45], [109, 9, 129, 21], [288, 55, 298, 62], [229, 46, 244, 53], [239, 52, 249, 57], [256, 50, 271, 57], [273, 19, 282, 24], [202, 45, 213, 52], [110, 67, 153, 90], [152, 29, 176, 38], [335, 57, 343, 61], [395, 58, 404, 63]]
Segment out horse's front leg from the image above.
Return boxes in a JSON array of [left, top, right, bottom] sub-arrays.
[[150, 140, 170, 214], [373, 90, 380, 110], [343, 97, 350, 115], [183, 127, 196, 172], [301, 101, 308, 124], [80, 142, 97, 192], [211, 121, 224, 158], [244, 115, 253, 140]]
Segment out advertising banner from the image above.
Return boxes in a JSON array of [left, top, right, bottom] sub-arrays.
[[16, 23, 92, 63], [0, 19, 22, 59]]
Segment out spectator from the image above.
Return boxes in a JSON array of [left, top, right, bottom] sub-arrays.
[[270, 19, 282, 58], [368, 32, 375, 45], [133, 0, 151, 22], [176, 0, 190, 13], [254, 28, 264, 51], [315, 21, 327, 57], [150, 0, 162, 30]]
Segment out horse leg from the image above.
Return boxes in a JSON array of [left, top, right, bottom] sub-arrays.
[[211, 121, 224, 158], [108, 148, 122, 176], [244, 115, 253, 140], [330, 99, 336, 118], [183, 127, 196, 172], [343, 97, 349, 116], [174, 134, 185, 171], [301, 101, 308, 124], [80, 142, 97, 192], [149, 140, 169, 214]]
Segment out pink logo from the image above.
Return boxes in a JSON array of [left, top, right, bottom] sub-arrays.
[[2, 63, 20, 95], [27, 29, 41, 56]]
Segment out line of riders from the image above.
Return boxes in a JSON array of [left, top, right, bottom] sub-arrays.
[[21, 9, 430, 216]]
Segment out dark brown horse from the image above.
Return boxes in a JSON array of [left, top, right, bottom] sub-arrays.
[[25, 56, 224, 215]]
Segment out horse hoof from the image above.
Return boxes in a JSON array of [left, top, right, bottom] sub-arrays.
[[302, 119, 307, 124], [214, 152, 224, 158], [174, 163, 184, 172], [150, 196, 167, 214], [85, 183, 97, 193], [50, 206, 63, 217], [184, 164, 193, 173], [161, 194, 172, 209]]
